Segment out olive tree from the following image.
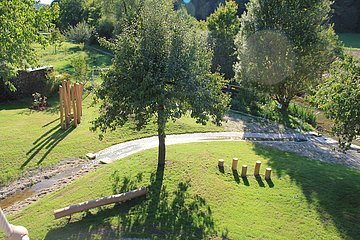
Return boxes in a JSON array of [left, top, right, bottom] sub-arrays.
[[234, 0, 339, 112], [92, 0, 230, 166], [315, 55, 360, 151]]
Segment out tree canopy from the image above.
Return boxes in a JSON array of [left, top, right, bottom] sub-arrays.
[[92, 0, 230, 166], [234, 0, 340, 112], [207, 0, 240, 79], [0, 0, 55, 90], [315, 55, 360, 151]]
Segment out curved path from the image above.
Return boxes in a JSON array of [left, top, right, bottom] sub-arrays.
[[95, 131, 306, 164], [2, 131, 359, 215]]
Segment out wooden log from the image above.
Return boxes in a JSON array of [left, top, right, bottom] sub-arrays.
[[218, 159, 224, 167], [59, 86, 65, 129], [66, 80, 72, 116], [232, 158, 239, 171], [79, 82, 83, 116], [265, 168, 272, 180], [254, 161, 261, 176], [241, 165, 247, 177], [54, 187, 147, 219], [75, 83, 81, 124], [62, 80, 70, 126], [71, 85, 78, 127]]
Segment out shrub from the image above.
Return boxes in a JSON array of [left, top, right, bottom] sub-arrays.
[[31, 92, 49, 110], [65, 21, 94, 43]]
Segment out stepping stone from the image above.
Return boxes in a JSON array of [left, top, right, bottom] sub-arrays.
[[86, 153, 96, 160], [100, 158, 112, 164]]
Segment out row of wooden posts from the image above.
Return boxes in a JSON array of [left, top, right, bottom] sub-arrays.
[[59, 80, 84, 129], [218, 158, 272, 180]]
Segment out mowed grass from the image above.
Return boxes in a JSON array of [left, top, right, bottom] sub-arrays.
[[0, 94, 222, 185], [338, 33, 360, 49], [33, 42, 112, 73], [5, 141, 360, 239]]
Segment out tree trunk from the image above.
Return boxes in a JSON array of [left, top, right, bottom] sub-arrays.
[[157, 104, 166, 166]]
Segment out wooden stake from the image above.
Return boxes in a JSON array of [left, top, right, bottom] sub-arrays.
[[62, 80, 70, 126], [241, 165, 247, 177], [75, 83, 81, 124], [265, 168, 272, 180], [232, 158, 239, 171], [79, 82, 83, 116], [66, 80, 72, 115], [254, 161, 261, 176], [59, 86, 65, 129], [218, 159, 224, 167], [71, 85, 78, 127]]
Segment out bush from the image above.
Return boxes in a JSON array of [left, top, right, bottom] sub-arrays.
[[65, 21, 94, 43], [97, 17, 115, 39]]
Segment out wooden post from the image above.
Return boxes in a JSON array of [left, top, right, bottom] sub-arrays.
[[59, 86, 65, 129], [71, 84, 78, 127], [54, 187, 147, 219], [241, 165, 247, 177], [265, 168, 272, 180], [79, 82, 83, 116], [66, 80, 72, 116], [218, 159, 224, 167], [232, 158, 239, 171], [75, 83, 81, 124], [62, 80, 70, 126], [254, 161, 261, 176]]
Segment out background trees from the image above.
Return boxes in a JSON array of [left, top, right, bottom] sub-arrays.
[[0, 0, 54, 90], [207, 0, 240, 79], [92, 0, 230, 166], [234, 0, 339, 112], [315, 55, 360, 150]]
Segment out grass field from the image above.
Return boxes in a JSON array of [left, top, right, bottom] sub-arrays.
[[0, 41, 224, 185], [0, 94, 222, 185], [5, 141, 359, 239], [33, 42, 113, 74], [338, 33, 360, 49]]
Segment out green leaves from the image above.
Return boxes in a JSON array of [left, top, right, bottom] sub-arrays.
[[0, 0, 54, 88], [315, 55, 360, 150], [235, 0, 339, 111], [92, 0, 230, 144]]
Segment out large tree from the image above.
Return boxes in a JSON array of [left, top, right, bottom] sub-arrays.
[[0, 0, 54, 90], [207, 0, 241, 79], [58, 0, 85, 30], [315, 55, 360, 151], [92, 0, 230, 166], [234, 0, 339, 112]]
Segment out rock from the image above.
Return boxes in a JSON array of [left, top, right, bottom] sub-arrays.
[[100, 158, 112, 164], [86, 153, 96, 160]]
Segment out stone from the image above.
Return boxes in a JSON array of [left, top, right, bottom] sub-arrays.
[[86, 153, 96, 160], [100, 158, 112, 164]]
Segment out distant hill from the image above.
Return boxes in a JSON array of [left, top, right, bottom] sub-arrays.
[[183, 0, 360, 33]]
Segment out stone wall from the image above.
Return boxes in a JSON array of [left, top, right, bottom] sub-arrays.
[[0, 66, 54, 102]]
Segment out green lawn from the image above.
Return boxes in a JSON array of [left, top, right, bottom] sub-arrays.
[[338, 33, 360, 49], [33, 42, 113, 73], [0, 94, 222, 185], [5, 141, 360, 239]]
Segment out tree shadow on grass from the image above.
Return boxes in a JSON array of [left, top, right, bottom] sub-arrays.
[[44, 165, 219, 240], [21, 125, 74, 169], [251, 143, 360, 239]]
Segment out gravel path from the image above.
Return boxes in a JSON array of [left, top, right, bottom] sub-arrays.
[[1, 113, 359, 215]]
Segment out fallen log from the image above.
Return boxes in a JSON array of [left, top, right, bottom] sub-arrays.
[[54, 187, 147, 219]]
